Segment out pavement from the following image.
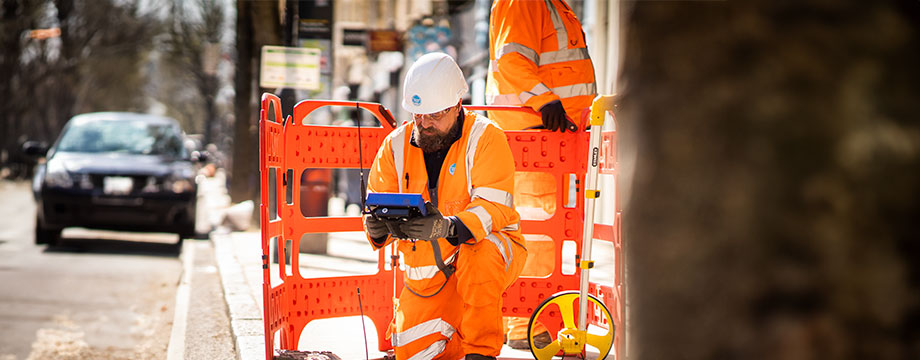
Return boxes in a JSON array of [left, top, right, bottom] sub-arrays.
[[212, 231, 267, 359]]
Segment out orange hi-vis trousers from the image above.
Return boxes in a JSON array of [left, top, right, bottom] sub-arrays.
[[391, 237, 526, 359]]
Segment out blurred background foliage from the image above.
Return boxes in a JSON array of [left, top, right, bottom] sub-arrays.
[[157, 0, 228, 145], [619, 1, 920, 358], [2, 0, 158, 143], [0, 0, 230, 177]]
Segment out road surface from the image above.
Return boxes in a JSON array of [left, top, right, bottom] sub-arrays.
[[0, 180, 181, 359]]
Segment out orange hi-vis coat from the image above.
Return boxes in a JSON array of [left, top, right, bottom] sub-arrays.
[[486, 0, 597, 131], [364, 110, 527, 359]]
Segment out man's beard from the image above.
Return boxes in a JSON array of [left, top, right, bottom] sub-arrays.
[[414, 119, 461, 153]]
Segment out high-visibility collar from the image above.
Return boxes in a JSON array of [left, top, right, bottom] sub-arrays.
[[409, 108, 466, 195]]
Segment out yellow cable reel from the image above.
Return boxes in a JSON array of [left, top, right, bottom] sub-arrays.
[[526, 291, 614, 360]]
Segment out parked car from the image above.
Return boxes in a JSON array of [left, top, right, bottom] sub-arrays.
[[28, 112, 198, 246]]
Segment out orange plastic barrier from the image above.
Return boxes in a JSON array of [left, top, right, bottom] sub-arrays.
[[259, 93, 622, 359]]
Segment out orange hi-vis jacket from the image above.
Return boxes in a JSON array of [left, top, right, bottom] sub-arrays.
[[364, 110, 527, 358], [486, 0, 597, 130]]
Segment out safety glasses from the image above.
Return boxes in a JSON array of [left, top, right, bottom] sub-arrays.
[[412, 105, 456, 123]]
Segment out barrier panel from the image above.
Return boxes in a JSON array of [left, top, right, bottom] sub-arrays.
[[260, 93, 622, 359]]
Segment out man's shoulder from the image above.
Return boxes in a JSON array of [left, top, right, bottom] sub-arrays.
[[465, 111, 503, 132], [386, 121, 412, 141], [464, 113, 512, 148]]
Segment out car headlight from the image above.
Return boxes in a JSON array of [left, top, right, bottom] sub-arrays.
[[164, 167, 196, 193], [44, 161, 73, 188], [163, 173, 195, 193], [168, 178, 194, 193]]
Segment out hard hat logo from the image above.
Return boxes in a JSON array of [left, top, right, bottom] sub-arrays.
[[412, 95, 422, 107]]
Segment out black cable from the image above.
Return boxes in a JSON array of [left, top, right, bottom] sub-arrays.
[[355, 108, 370, 360], [357, 287, 369, 360], [356, 103, 367, 213]]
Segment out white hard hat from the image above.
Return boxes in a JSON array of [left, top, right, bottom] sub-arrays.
[[402, 52, 468, 114]]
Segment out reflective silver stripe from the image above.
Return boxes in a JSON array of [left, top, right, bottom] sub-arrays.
[[465, 119, 492, 196], [490, 82, 593, 106], [552, 82, 596, 99], [519, 93, 534, 104], [497, 46, 590, 68], [485, 234, 507, 265], [496, 42, 539, 66], [391, 126, 407, 192], [471, 187, 513, 208], [467, 206, 493, 234], [519, 83, 551, 105], [404, 252, 457, 281], [499, 232, 514, 268], [392, 318, 456, 348], [539, 47, 591, 66], [487, 93, 521, 105], [406, 339, 448, 360], [502, 222, 520, 232], [485, 233, 512, 270], [531, 83, 551, 95], [544, 0, 568, 50], [405, 264, 440, 281]]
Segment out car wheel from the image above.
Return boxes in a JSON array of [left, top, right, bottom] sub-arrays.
[[35, 218, 61, 246], [178, 223, 197, 240]]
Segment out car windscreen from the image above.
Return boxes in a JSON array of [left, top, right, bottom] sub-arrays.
[[56, 119, 186, 157]]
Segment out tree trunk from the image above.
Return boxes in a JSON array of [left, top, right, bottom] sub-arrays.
[[230, 0, 255, 206], [0, 0, 17, 158], [619, 1, 920, 359], [230, 1, 282, 218]]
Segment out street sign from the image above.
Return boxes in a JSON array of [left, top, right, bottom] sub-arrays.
[[260, 46, 321, 90], [299, 0, 333, 40], [342, 28, 367, 47], [369, 30, 402, 52]]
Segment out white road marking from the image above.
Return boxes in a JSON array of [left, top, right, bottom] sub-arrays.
[[166, 240, 195, 360]]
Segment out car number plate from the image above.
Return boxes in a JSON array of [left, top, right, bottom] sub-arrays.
[[103, 176, 133, 195]]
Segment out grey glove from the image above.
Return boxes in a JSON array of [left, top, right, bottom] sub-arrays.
[[385, 221, 411, 240], [364, 215, 389, 243], [399, 202, 453, 241], [539, 100, 577, 132]]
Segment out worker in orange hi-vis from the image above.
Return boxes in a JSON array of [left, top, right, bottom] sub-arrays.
[[363, 52, 527, 360], [486, 0, 597, 350]]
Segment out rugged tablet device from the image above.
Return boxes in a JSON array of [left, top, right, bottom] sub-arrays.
[[364, 192, 428, 221]]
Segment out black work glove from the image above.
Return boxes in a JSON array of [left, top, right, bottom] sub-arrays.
[[399, 202, 452, 241], [364, 215, 389, 244], [539, 100, 577, 132], [385, 221, 411, 240]]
